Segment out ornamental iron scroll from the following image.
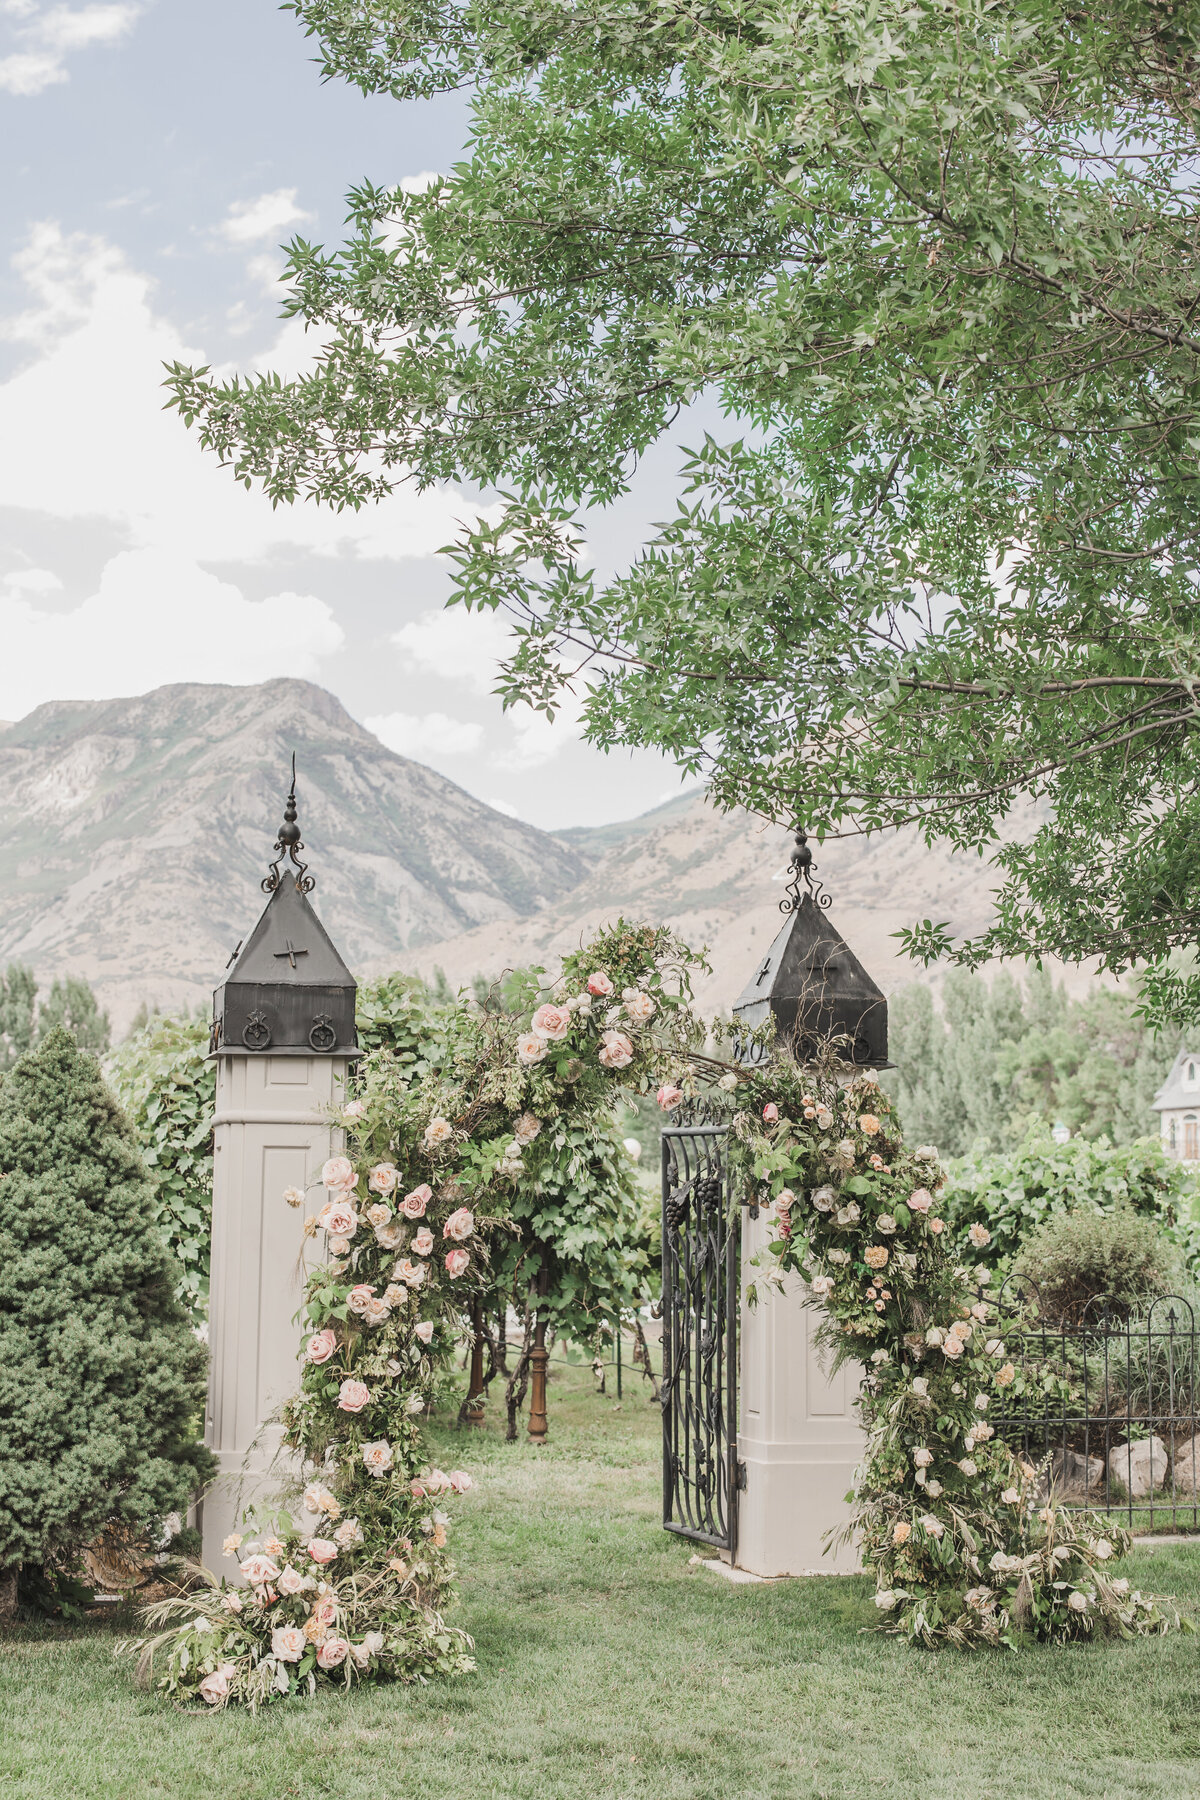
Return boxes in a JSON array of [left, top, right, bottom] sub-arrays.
[[263, 753, 315, 895], [780, 828, 832, 916], [661, 1121, 739, 1556]]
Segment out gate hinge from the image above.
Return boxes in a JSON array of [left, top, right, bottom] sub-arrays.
[[735, 1459, 748, 1491]]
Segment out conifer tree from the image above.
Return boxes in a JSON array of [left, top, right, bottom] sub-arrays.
[[0, 1029, 212, 1617]]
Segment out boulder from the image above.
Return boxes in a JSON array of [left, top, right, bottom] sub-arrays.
[[1170, 1434, 1200, 1496], [1109, 1436, 1168, 1499], [1050, 1448, 1106, 1502]]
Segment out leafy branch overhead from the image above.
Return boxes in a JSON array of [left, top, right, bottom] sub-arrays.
[[168, 0, 1200, 1021]]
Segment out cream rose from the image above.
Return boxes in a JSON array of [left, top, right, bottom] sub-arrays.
[[810, 1275, 834, 1297], [375, 1219, 405, 1250], [321, 1156, 357, 1191], [514, 1112, 542, 1144], [968, 1221, 991, 1247], [365, 1202, 393, 1230], [368, 1162, 399, 1195], [912, 1447, 933, 1468], [892, 1521, 911, 1545], [517, 1032, 548, 1066], [351, 1631, 385, 1668], [413, 1226, 434, 1256], [443, 1206, 475, 1242], [362, 1439, 394, 1479], [995, 1362, 1016, 1386], [624, 992, 656, 1024], [282, 1186, 305, 1209], [318, 1198, 359, 1239], [239, 1553, 280, 1586], [333, 1518, 364, 1548], [337, 1379, 371, 1414], [222, 1533, 243, 1557], [424, 1116, 455, 1149], [272, 1624, 307, 1663], [415, 1320, 435, 1344], [347, 1283, 375, 1316], [277, 1564, 307, 1596], [395, 1257, 426, 1285]]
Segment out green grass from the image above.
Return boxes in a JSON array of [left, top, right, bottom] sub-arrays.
[[5, 1362, 1200, 1800]]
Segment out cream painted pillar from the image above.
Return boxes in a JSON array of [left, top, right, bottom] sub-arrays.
[[736, 1205, 865, 1575], [199, 1051, 350, 1571]]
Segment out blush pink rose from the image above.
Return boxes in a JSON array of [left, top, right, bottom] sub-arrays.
[[395, 1257, 427, 1286], [337, 1379, 371, 1414], [531, 1002, 572, 1042], [316, 1636, 350, 1670], [277, 1564, 307, 1596], [656, 1084, 684, 1110], [413, 1226, 434, 1256], [305, 1327, 338, 1364], [410, 1479, 428, 1498], [598, 1030, 634, 1069], [321, 1156, 357, 1191], [445, 1247, 470, 1278], [239, 1553, 280, 1586], [908, 1189, 934, 1214], [449, 1470, 474, 1494], [586, 971, 614, 996], [400, 1184, 432, 1219], [346, 1284, 375, 1315], [343, 1099, 365, 1120], [763, 1103, 779, 1123], [306, 1537, 339, 1565], [442, 1207, 475, 1242], [318, 1198, 359, 1238], [368, 1162, 398, 1194], [199, 1664, 237, 1706], [415, 1320, 435, 1344]]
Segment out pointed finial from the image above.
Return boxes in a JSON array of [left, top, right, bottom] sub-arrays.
[[262, 754, 314, 893], [780, 827, 831, 915]]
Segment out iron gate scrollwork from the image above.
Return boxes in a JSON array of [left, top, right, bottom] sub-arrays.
[[661, 1123, 738, 1554]]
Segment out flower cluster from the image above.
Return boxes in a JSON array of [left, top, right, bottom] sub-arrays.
[[725, 1052, 1181, 1648]]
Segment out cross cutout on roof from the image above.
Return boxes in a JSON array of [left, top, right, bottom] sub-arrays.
[[273, 939, 308, 969]]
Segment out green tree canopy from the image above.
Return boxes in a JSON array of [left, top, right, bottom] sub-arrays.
[[0, 1030, 211, 1614], [169, 0, 1200, 1023], [37, 976, 110, 1056]]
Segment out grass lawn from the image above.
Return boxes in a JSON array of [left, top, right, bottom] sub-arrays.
[[5, 1359, 1200, 1800]]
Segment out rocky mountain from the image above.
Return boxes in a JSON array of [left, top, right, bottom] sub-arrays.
[[0, 680, 587, 1031], [394, 794, 1108, 1018]]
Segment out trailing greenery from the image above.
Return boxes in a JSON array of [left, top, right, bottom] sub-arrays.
[[940, 1126, 1200, 1278], [167, 0, 1200, 1026], [0, 1030, 212, 1619], [107, 1014, 215, 1321]]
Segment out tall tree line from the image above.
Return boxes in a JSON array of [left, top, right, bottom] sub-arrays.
[[0, 964, 110, 1072]]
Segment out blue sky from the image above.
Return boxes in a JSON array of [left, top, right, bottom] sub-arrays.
[[0, 1, 694, 828]]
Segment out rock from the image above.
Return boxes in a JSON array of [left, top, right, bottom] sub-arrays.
[[1109, 1436, 1168, 1499], [1050, 1448, 1106, 1501], [1171, 1434, 1200, 1496]]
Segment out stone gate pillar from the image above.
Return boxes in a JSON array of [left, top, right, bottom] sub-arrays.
[[199, 770, 358, 1572], [736, 1204, 865, 1576]]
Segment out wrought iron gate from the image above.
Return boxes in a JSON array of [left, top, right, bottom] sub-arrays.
[[661, 1123, 739, 1554]]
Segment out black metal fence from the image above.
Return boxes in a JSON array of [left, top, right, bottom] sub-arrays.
[[991, 1276, 1200, 1532]]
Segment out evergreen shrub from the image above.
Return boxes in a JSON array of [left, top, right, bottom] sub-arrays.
[[0, 1029, 213, 1615], [1016, 1204, 1179, 1325]]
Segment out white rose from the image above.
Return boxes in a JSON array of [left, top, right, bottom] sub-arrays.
[[811, 1185, 837, 1212], [911, 1378, 929, 1398], [912, 1447, 933, 1468], [1067, 1591, 1090, 1613], [1092, 1538, 1113, 1561], [876, 1214, 897, 1235], [925, 1480, 943, 1498], [874, 1590, 899, 1611], [1000, 1487, 1020, 1504]]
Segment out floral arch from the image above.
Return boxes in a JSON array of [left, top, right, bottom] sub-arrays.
[[125, 924, 1177, 1708]]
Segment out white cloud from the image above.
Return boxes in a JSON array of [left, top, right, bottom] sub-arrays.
[[0, 548, 342, 717], [220, 188, 312, 246], [492, 701, 584, 772], [0, 223, 485, 564], [0, 3, 138, 93], [365, 710, 484, 759], [3, 566, 62, 594], [486, 796, 520, 818], [390, 606, 515, 695]]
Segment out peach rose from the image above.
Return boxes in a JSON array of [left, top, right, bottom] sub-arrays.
[[858, 1114, 880, 1134], [586, 971, 614, 996], [531, 1002, 572, 1041], [318, 1198, 359, 1238], [321, 1156, 357, 1191], [395, 1257, 427, 1285], [199, 1664, 237, 1706], [272, 1625, 306, 1663], [368, 1162, 399, 1194], [222, 1533, 243, 1557], [337, 1379, 371, 1414], [400, 1184, 432, 1220], [968, 1222, 991, 1247], [995, 1362, 1016, 1386], [598, 1030, 634, 1069], [239, 1553, 280, 1586], [383, 1282, 409, 1306], [282, 1186, 305, 1208], [656, 1084, 684, 1110], [443, 1206, 475, 1243], [892, 1521, 911, 1545], [277, 1564, 307, 1596], [333, 1517, 363, 1547], [929, 1218, 945, 1235], [445, 1247, 470, 1278], [365, 1202, 392, 1230], [362, 1439, 394, 1479], [307, 1537, 339, 1565], [305, 1328, 338, 1365], [364, 1295, 391, 1326], [423, 1117, 455, 1149], [624, 992, 656, 1023], [516, 1031, 548, 1065], [413, 1226, 434, 1256], [303, 1482, 338, 1516], [415, 1320, 435, 1344], [316, 1636, 350, 1670], [864, 1245, 889, 1270], [514, 1112, 542, 1144]]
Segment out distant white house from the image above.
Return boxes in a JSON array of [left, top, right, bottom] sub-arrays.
[[1151, 1050, 1200, 1162]]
